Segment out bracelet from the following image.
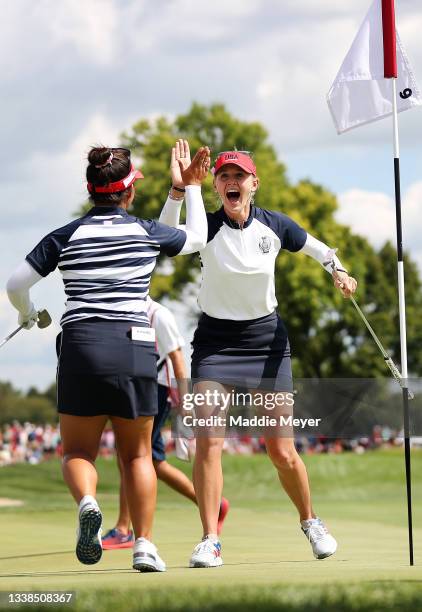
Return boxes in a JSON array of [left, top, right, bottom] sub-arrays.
[[168, 190, 184, 201], [171, 185, 186, 193]]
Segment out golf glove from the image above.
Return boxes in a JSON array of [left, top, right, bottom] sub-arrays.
[[174, 415, 194, 462], [18, 305, 38, 330]]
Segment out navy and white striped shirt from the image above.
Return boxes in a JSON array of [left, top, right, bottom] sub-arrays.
[[26, 206, 186, 326]]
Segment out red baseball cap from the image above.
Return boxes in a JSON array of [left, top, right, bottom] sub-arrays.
[[87, 164, 143, 194], [212, 151, 256, 176]]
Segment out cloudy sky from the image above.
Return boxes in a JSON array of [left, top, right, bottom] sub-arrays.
[[1, 0, 421, 391]]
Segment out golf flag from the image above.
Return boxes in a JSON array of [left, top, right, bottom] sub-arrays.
[[327, 0, 421, 134]]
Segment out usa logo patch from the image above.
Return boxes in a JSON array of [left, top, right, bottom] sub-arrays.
[[259, 236, 272, 253]]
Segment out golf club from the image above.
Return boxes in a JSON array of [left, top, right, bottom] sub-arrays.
[[324, 249, 413, 400], [0, 309, 52, 349]]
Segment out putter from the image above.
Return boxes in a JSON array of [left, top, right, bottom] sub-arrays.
[[0, 309, 52, 349], [324, 249, 413, 400]]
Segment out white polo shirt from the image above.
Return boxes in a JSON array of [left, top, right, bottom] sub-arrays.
[[158, 200, 346, 322], [146, 298, 185, 388], [198, 206, 307, 320]]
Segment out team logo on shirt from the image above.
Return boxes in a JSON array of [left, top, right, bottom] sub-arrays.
[[259, 236, 272, 254]]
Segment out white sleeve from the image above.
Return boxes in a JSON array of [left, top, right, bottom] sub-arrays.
[[299, 233, 347, 275], [176, 185, 207, 255], [6, 261, 43, 316], [153, 308, 185, 356], [159, 196, 183, 227], [159, 186, 207, 254]]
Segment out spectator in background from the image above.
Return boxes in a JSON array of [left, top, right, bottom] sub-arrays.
[[102, 297, 229, 550]]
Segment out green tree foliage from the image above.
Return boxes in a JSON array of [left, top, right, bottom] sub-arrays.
[[0, 382, 56, 426], [116, 102, 422, 378]]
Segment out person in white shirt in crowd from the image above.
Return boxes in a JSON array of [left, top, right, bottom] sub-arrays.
[[6, 143, 210, 573], [160, 143, 357, 568], [102, 297, 229, 549]]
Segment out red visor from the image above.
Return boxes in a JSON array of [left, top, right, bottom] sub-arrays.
[[87, 164, 144, 194], [212, 151, 256, 176]]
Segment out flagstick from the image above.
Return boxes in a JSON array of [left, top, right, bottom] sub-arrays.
[[391, 77, 414, 566]]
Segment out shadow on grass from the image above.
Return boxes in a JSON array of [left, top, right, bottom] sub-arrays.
[[0, 556, 352, 579], [0, 550, 74, 561], [0, 564, 303, 579]]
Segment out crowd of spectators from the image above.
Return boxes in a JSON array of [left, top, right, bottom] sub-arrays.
[[0, 421, 61, 466], [0, 421, 415, 467]]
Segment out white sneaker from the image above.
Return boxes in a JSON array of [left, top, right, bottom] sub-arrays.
[[189, 536, 223, 568], [132, 537, 166, 572], [301, 517, 337, 560], [76, 496, 102, 565]]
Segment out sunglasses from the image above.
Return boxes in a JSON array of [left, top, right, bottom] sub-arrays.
[[215, 150, 253, 157]]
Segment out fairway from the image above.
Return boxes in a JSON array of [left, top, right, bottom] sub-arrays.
[[1, 451, 422, 611]]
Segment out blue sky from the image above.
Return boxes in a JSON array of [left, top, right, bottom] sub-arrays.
[[1, 0, 421, 390]]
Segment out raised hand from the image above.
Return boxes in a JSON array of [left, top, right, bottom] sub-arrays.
[[180, 146, 210, 186], [171, 139, 191, 188]]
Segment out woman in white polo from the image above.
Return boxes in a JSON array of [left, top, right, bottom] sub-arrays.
[[160, 145, 357, 568]]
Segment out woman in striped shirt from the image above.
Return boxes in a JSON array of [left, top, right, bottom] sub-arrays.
[[6, 143, 210, 573]]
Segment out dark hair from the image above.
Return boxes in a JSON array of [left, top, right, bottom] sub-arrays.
[[86, 146, 132, 205]]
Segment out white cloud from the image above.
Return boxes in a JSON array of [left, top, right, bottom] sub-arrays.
[[336, 189, 395, 248], [43, 0, 117, 65], [1, 113, 123, 232], [2, 0, 421, 165], [336, 182, 422, 271]]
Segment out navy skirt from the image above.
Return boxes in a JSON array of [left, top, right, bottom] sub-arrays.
[[191, 311, 293, 391], [56, 319, 158, 419]]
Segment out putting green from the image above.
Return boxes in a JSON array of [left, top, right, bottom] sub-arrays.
[[0, 451, 421, 610]]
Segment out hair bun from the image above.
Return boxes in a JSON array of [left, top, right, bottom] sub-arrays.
[[88, 146, 112, 167]]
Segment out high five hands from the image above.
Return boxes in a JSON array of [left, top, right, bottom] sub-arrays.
[[171, 139, 210, 187]]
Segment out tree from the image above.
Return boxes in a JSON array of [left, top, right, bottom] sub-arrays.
[[117, 102, 422, 379], [121, 103, 289, 298], [0, 381, 56, 425]]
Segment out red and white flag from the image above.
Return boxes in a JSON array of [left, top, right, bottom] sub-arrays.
[[327, 0, 421, 134]]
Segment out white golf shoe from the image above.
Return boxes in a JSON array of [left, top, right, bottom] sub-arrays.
[[76, 496, 103, 565], [189, 536, 223, 568], [301, 517, 337, 560], [132, 537, 166, 572]]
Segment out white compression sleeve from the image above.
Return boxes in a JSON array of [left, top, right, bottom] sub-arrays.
[[159, 189, 205, 253], [159, 188, 207, 253], [159, 196, 183, 226], [180, 185, 207, 254], [6, 261, 42, 316], [299, 233, 347, 275]]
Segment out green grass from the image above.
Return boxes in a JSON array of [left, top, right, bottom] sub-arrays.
[[1, 450, 422, 611]]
